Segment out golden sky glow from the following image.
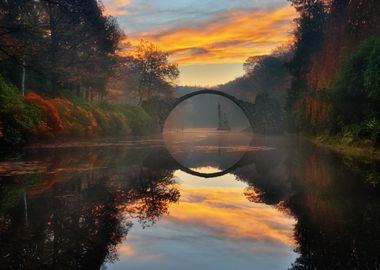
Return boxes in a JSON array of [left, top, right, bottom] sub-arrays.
[[102, 0, 132, 16], [103, 0, 296, 86], [122, 6, 296, 65]]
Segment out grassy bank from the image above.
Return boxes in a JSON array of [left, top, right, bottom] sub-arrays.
[[0, 76, 156, 147], [311, 135, 380, 161]]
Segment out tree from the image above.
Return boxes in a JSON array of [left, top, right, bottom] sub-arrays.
[[40, 0, 123, 98], [0, 1, 46, 92], [219, 50, 291, 107], [0, 0, 123, 100], [288, 0, 327, 76], [285, 0, 328, 133], [126, 40, 179, 104], [330, 35, 380, 143]]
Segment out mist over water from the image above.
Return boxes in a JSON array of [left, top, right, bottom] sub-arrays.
[[164, 94, 250, 130], [163, 94, 254, 175], [163, 130, 253, 174], [1, 133, 380, 269], [1, 0, 379, 269], [1, 97, 380, 269]]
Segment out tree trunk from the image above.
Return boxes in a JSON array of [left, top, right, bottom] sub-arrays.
[[48, 3, 58, 94], [21, 58, 26, 95]]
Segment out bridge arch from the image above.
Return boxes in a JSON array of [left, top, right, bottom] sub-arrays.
[[174, 152, 251, 178], [163, 134, 256, 178], [163, 89, 255, 130]]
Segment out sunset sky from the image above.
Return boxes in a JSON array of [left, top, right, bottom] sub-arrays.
[[102, 0, 296, 87]]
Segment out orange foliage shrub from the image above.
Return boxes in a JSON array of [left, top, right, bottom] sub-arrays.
[[52, 98, 98, 136], [77, 106, 98, 132], [24, 92, 64, 136]]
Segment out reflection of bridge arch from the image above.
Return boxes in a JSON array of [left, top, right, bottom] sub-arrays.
[[166, 135, 256, 178], [162, 89, 255, 130], [175, 154, 250, 178]]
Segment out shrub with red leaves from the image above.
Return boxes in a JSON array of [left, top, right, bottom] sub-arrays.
[[25, 92, 64, 134], [52, 98, 98, 136]]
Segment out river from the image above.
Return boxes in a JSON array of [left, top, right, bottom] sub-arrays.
[[0, 131, 380, 269]]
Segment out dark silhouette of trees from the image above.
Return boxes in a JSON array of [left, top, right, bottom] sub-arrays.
[[0, 0, 123, 99], [0, 146, 180, 269], [219, 49, 291, 107], [285, 142, 380, 269], [286, 0, 380, 137], [236, 137, 380, 269], [287, 0, 327, 76], [286, 0, 327, 132], [329, 36, 380, 143]]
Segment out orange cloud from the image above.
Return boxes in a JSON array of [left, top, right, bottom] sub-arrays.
[[118, 244, 136, 256], [122, 5, 296, 64], [167, 185, 296, 246], [102, 0, 133, 16]]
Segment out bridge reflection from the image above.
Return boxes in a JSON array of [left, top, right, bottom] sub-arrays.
[[165, 141, 277, 178], [1, 136, 380, 269]]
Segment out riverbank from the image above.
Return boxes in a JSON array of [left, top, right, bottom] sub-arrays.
[[311, 135, 380, 161], [0, 76, 159, 147]]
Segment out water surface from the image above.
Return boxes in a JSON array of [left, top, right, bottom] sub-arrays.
[[1, 132, 380, 269]]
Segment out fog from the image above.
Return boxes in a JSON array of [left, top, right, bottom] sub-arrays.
[[164, 94, 250, 130]]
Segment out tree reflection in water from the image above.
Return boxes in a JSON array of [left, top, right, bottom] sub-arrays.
[[234, 138, 380, 269], [0, 147, 179, 269], [1, 137, 380, 269]]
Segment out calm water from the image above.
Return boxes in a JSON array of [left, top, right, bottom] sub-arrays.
[[1, 131, 380, 269]]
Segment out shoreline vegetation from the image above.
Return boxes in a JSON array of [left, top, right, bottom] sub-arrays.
[[0, 1, 177, 149], [286, 1, 380, 157], [311, 136, 380, 162], [0, 76, 156, 148], [1, 0, 380, 163]]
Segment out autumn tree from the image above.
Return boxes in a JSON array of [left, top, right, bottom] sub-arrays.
[[125, 40, 179, 104], [287, 0, 327, 77], [285, 0, 328, 132]]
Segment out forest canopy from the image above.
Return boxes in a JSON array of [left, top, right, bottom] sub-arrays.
[[286, 0, 380, 145]]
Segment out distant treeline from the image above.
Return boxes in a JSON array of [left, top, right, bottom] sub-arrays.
[[218, 49, 292, 107], [209, 0, 380, 142]]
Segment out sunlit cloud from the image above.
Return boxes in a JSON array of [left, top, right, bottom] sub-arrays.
[[167, 185, 295, 246], [118, 244, 136, 256], [102, 0, 133, 16], [102, 0, 296, 85], [120, 5, 296, 64]]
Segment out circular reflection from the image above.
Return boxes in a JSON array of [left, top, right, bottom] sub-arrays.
[[163, 94, 253, 178]]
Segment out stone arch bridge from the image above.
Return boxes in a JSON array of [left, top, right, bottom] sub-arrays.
[[142, 89, 285, 133], [147, 89, 257, 130]]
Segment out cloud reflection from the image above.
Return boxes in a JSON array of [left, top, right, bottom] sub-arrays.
[[111, 170, 296, 269], [168, 185, 295, 246]]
